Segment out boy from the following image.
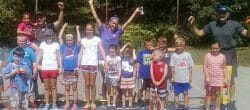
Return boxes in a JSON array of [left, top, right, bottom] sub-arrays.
[[136, 39, 154, 104], [170, 37, 194, 110], [4, 47, 36, 109]]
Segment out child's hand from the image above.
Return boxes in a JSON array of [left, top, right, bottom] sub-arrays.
[[59, 67, 63, 74], [189, 77, 192, 83], [205, 77, 210, 84], [19, 68, 26, 74], [76, 25, 80, 30], [188, 16, 196, 25], [170, 78, 174, 83], [89, 0, 93, 4], [245, 16, 250, 25]]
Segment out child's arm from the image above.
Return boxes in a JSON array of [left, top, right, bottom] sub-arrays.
[[76, 25, 81, 45], [53, 2, 64, 29], [88, 0, 102, 27], [158, 64, 167, 85], [118, 58, 122, 80], [35, 49, 43, 68], [170, 66, 175, 83], [203, 54, 210, 83], [77, 46, 83, 69], [189, 66, 193, 83], [98, 42, 108, 70], [4, 65, 18, 79], [150, 64, 157, 86], [56, 48, 63, 74], [119, 43, 131, 53], [136, 63, 140, 79], [58, 23, 67, 45]]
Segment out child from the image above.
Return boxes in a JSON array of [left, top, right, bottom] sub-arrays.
[[4, 47, 36, 109], [17, 12, 40, 53], [58, 23, 81, 110], [203, 41, 227, 110], [170, 37, 194, 110], [119, 43, 136, 108], [78, 23, 107, 109], [105, 44, 121, 107], [36, 29, 62, 109], [150, 49, 168, 110], [136, 39, 154, 103]]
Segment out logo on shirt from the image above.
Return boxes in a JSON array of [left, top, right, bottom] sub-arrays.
[[143, 54, 151, 65]]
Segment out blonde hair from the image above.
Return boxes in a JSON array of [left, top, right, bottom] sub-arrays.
[[65, 34, 74, 40], [152, 49, 164, 60], [157, 36, 167, 42], [175, 37, 185, 46]]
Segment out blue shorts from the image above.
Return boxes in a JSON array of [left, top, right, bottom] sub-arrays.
[[173, 82, 191, 94]]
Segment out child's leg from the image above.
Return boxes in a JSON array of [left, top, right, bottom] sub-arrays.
[[128, 89, 133, 107], [72, 82, 78, 104], [83, 73, 91, 105], [215, 90, 221, 110], [183, 90, 189, 107], [174, 93, 179, 107], [121, 89, 126, 106], [89, 73, 97, 105], [29, 95, 37, 108], [112, 86, 118, 106], [106, 85, 111, 105], [50, 78, 57, 105], [205, 86, 211, 110], [43, 78, 50, 104], [64, 85, 70, 105]]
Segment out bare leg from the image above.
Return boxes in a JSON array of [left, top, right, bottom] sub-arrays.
[[83, 73, 91, 105], [89, 73, 97, 107], [72, 82, 78, 104], [215, 90, 221, 110], [50, 78, 57, 105], [183, 91, 189, 107], [43, 78, 50, 104]]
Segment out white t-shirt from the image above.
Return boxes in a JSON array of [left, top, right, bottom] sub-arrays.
[[107, 55, 121, 78], [80, 36, 101, 65], [170, 52, 194, 83], [40, 42, 60, 70]]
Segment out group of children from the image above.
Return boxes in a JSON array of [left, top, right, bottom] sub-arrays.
[[0, 8, 229, 110]]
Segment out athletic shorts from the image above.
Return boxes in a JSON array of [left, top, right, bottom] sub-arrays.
[[41, 70, 59, 78], [173, 82, 191, 94], [79, 65, 98, 73], [142, 78, 152, 89], [63, 70, 78, 78]]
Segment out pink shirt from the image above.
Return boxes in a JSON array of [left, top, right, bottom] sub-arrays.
[[205, 53, 225, 87], [17, 22, 32, 33]]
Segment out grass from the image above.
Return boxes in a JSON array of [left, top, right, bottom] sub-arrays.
[[186, 47, 250, 67]]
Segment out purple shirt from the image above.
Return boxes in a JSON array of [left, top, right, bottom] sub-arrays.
[[98, 24, 123, 60]]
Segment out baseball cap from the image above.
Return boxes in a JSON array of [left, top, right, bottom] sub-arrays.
[[216, 4, 232, 14], [42, 29, 55, 37]]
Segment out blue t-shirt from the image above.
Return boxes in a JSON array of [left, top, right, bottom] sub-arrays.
[[136, 49, 153, 79], [8, 46, 36, 69], [121, 57, 134, 78], [61, 44, 80, 71], [4, 63, 31, 93]]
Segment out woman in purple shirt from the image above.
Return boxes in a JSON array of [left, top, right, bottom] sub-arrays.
[[89, 0, 142, 101]]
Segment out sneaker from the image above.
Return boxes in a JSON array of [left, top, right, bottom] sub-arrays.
[[71, 104, 78, 110], [52, 104, 58, 110], [42, 104, 50, 110]]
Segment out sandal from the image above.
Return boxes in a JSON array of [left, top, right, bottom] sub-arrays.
[[83, 103, 90, 109]]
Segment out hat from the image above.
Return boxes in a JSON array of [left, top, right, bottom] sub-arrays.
[[35, 11, 47, 17], [216, 4, 232, 14], [42, 29, 55, 37]]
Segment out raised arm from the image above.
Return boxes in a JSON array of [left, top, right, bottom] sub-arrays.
[[76, 25, 81, 45], [58, 23, 67, 45], [89, 0, 102, 27], [54, 2, 64, 29], [56, 49, 62, 74], [188, 16, 206, 37], [242, 16, 250, 38], [119, 43, 131, 53], [122, 7, 140, 30], [203, 54, 210, 84]]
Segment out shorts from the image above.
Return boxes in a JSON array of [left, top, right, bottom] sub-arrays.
[[0, 76, 3, 91], [105, 76, 119, 87], [157, 88, 167, 99], [173, 82, 191, 94], [142, 78, 152, 90], [41, 70, 59, 78], [63, 70, 78, 78], [205, 85, 222, 96], [79, 65, 98, 73], [221, 48, 237, 77], [120, 77, 135, 89]]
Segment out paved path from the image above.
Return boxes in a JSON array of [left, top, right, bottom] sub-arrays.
[[1, 66, 250, 109]]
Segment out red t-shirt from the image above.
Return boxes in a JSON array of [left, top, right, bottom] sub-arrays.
[[152, 61, 167, 88]]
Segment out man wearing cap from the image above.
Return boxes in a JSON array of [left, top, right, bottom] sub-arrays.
[[33, 2, 64, 45], [188, 4, 250, 104]]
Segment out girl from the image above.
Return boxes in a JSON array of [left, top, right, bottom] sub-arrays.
[[170, 37, 194, 110], [105, 44, 121, 107], [78, 23, 107, 110], [203, 41, 227, 110], [36, 29, 62, 109], [17, 12, 40, 53], [58, 23, 81, 110], [150, 49, 168, 110], [119, 43, 136, 108]]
